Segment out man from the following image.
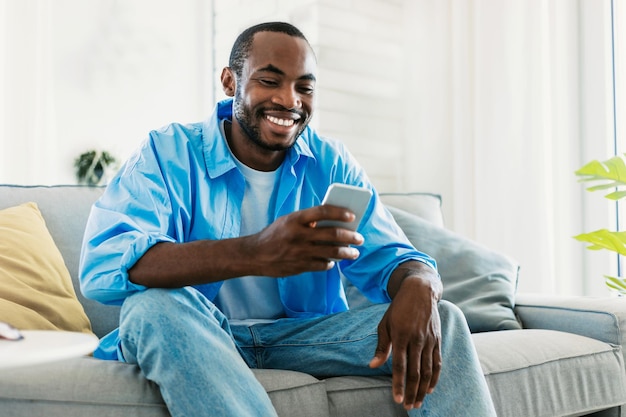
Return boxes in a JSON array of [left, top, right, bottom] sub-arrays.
[[80, 21, 496, 417]]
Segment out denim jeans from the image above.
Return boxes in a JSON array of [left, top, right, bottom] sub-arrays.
[[119, 287, 496, 417]]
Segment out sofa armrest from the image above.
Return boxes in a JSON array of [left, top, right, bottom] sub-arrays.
[[515, 293, 626, 350], [512, 294, 626, 417]]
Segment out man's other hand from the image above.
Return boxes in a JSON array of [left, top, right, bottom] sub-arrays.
[[368, 263, 442, 410]]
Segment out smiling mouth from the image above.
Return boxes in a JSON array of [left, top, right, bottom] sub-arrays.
[[266, 115, 296, 127]]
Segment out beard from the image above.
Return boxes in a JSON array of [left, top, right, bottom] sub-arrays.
[[232, 88, 309, 152]]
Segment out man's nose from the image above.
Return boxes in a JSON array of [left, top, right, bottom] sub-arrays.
[[272, 84, 301, 110]]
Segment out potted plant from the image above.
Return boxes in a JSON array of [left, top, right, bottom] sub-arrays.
[[575, 154, 626, 293], [74, 150, 117, 186]]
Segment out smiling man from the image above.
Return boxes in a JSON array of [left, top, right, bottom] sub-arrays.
[[226, 36, 316, 162], [80, 22, 496, 417]]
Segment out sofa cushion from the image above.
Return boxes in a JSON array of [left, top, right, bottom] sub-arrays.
[[344, 193, 520, 332], [0, 357, 329, 417], [324, 375, 407, 417], [380, 192, 445, 227], [0, 202, 92, 334], [0, 185, 119, 338], [473, 329, 626, 417], [387, 206, 521, 332]]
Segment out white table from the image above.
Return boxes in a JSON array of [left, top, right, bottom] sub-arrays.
[[0, 330, 99, 370]]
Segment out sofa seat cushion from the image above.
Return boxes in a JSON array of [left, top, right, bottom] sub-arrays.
[[255, 369, 329, 417], [473, 329, 626, 417], [0, 357, 329, 417], [0, 357, 168, 417], [324, 375, 407, 417]]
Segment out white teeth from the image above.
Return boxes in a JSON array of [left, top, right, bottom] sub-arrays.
[[266, 115, 295, 127]]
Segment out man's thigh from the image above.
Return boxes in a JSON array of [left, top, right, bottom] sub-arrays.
[[231, 304, 391, 377]]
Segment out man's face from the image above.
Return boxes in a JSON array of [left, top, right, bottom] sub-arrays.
[[228, 32, 317, 153]]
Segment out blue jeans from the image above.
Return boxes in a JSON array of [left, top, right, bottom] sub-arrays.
[[119, 287, 496, 417]]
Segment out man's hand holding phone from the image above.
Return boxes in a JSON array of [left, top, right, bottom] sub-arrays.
[[245, 184, 371, 276], [314, 183, 372, 261], [316, 183, 373, 231]]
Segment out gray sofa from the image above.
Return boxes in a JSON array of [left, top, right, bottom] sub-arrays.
[[1, 184, 626, 417]]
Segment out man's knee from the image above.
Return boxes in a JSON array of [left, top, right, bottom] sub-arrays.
[[123, 287, 185, 319], [120, 287, 225, 335], [438, 299, 470, 332]]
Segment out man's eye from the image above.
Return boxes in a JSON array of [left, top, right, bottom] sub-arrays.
[[259, 79, 278, 86], [298, 85, 315, 95]]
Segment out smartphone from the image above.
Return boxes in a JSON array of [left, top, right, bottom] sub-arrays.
[[316, 183, 373, 231]]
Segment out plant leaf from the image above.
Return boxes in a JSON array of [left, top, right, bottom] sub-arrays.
[[605, 190, 626, 200], [575, 154, 626, 199], [573, 229, 626, 256], [585, 182, 622, 191], [605, 275, 626, 294]]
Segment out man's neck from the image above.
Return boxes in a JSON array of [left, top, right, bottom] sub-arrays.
[[224, 120, 286, 172]]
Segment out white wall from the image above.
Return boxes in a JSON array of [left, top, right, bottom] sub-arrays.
[[211, 0, 619, 296], [1, 0, 621, 296], [0, 0, 214, 185], [213, 0, 406, 192]]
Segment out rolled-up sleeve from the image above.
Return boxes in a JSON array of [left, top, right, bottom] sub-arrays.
[[341, 190, 438, 304], [324, 142, 439, 304], [79, 140, 177, 306]]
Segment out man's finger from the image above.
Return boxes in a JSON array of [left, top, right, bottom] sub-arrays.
[[414, 346, 433, 409], [369, 348, 390, 369], [369, 319, 392, 369], [403, 344, 423, 409], [428, 342, 442, 394], [411, 338, 442, 409], [299, 204, 354, 226], [391, 341, 408, 405]]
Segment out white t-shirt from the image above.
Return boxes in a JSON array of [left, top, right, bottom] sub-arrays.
[[213, 124, 285, 325]]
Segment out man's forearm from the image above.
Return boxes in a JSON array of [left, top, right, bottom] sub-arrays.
[[128, 238, 257, 288]]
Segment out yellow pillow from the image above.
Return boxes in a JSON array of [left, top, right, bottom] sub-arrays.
[[0, 202, 93, 334]]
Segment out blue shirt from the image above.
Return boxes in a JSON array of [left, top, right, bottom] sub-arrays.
[[79, 98, 437, 360]]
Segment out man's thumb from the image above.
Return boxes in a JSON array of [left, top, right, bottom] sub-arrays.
[[369, 328, 391, 369]]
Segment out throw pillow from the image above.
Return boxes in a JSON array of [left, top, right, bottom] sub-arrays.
[[387, 206, 521, 332], [0, 202, 93, 334], [380, 193, 445, 228]]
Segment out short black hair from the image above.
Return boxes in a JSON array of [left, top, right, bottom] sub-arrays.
[[228, 22, 310, 79]]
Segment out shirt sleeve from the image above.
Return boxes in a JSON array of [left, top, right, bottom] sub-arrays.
[[340, 191, 438, 303], [328, 144, 439, 303], [79, 138, 177, 306]]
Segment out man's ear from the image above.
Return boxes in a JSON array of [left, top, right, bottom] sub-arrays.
[[221, 67, 236, 97]]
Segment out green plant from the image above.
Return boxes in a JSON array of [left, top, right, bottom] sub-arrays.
[[575, 154, 626, 293], [74, 150, 116, 186]]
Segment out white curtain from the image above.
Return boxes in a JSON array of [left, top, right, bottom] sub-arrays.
[[403, 0, 617, 296], [0, 0, 58, 184]]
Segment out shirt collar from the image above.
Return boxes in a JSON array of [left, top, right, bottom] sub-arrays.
[[202, 98, 315, 179]]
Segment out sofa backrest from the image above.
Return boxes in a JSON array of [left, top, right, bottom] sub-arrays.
[[0, 185, 444, 339], [379, 193, 444, 228]]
